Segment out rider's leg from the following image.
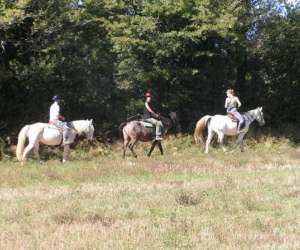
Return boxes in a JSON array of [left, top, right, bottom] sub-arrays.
[[156, 120, 163, 140], [234, 111, 244, 132], [146, 118, 163, 140]]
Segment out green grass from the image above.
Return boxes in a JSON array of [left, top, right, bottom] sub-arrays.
[[0, 135, 300, 249]]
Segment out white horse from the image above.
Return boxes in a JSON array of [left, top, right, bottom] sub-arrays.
[[16, 119, 94, 163], [194, 107, 265, 153]]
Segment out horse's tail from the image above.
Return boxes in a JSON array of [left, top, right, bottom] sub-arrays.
[[119, 122, 127, 132], [118, 122, 128, 139], [194, 115, 211, 144], [16, 125, 30, 161]]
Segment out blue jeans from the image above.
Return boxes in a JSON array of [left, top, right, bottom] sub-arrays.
[[227, 108, 244, 126]]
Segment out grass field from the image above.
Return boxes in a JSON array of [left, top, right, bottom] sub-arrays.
[[0, 135, 300, 249]]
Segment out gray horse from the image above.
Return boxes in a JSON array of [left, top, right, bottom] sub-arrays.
[[120, 112, 178, 158]]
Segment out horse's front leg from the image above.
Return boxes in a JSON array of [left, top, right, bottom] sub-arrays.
[[63, 144, 70, 163], [217, 132, 226, 153], [236, 132, 246, 152], [157, 141, 164, 155], [147, 140, 157, 157], [34, 143, 41, 163]]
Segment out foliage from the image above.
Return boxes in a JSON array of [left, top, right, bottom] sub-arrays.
[[0, 0, 299, 135]]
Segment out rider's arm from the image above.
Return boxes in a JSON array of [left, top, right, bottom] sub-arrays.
[[145, 102, 158, 117], [59, 115, 65, 120], [57, 105, 65, 120], [236, 97, 242, 108], [224, 98, 229, 108]]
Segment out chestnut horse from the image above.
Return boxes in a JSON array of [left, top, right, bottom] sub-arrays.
[[120, 112, 178, 158]]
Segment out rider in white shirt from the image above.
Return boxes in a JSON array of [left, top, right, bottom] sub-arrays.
[[49, 96, 71, 144]]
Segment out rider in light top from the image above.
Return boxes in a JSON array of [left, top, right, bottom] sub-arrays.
[[225, 89, 244, 133], [143, 90, 163, 140], [49, 95, 71, 144]]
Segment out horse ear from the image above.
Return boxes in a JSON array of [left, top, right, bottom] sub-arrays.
[[90, 119, 93, 124]]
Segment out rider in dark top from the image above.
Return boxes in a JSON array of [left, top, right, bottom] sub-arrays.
[[143, 90, 163, 140]]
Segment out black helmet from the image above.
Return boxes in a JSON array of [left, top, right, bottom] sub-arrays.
[[52, 95, 60, 101]]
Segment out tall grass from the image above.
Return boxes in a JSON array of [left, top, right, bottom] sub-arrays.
[[0, 135, 300, 249]]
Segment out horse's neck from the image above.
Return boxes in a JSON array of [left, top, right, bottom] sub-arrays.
[[243, 110, 256, 124], [70, 120, 87, 134], [161, 117, 172, 129]]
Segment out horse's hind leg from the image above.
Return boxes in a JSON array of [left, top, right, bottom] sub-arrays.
[[216, 131, 226, 153], [205, 130, 214, 154], [122, 130, 131, 159], [22, 141, 36, 162], [129, 139, 138, 158], [123, 139, 130, 159]]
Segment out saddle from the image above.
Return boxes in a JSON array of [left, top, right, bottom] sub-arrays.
[[227, 113, 245, 130], [227, 112, 239, 123], [139, 120, 155, 128]]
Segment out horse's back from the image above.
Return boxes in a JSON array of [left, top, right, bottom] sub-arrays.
[[211, 115, 237, 134], [25, 122, 61, 145], [123, 120, 155, 141]]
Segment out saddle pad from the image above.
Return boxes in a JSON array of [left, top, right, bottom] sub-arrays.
[[47, 124, 62, 131], [227, 113, 239, 123], [139, 121, 154, 128]]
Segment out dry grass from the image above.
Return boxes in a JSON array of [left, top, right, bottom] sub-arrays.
[[0, 135, 300, 249]]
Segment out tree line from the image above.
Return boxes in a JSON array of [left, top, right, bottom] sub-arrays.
[[0, 0, 299, 138]]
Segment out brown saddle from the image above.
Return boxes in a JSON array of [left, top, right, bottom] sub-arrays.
[[227, 112, 239, 124]]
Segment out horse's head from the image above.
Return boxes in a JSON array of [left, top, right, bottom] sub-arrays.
[[169, 112, 181, 132], [160, 112, 180, 133], [254, 107, 265, 126], [84, 119, 95, 141]]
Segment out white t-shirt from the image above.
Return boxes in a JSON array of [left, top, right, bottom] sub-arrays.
[[49, 101, 60, 122]]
